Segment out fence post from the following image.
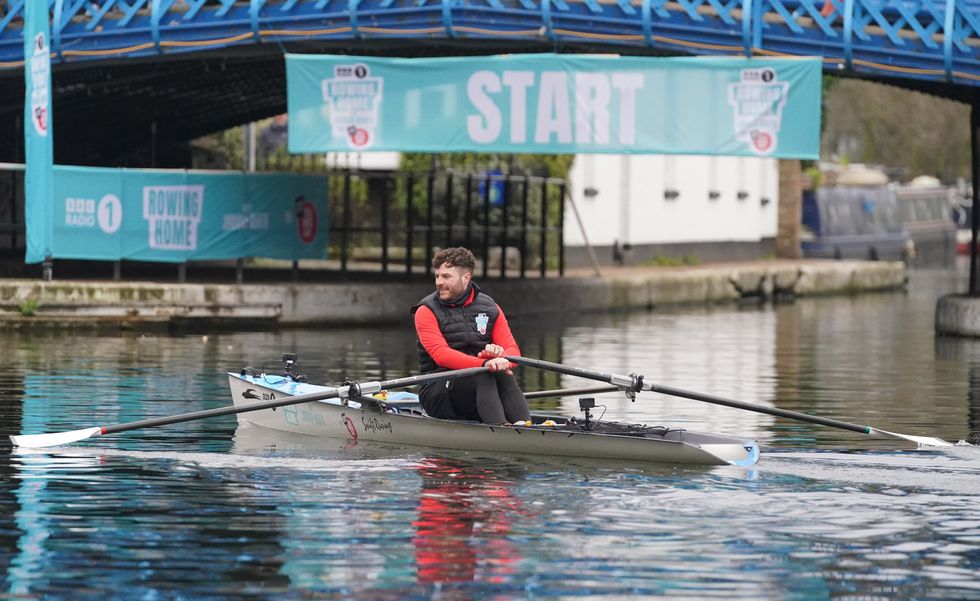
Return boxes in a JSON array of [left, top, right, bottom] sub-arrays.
[[341, 172, 351, 275], [426, 172, 435, 277], [558, 180, 566, 277], [444, 170, 454, 248], [540, 178, 548, 278], [520, 177, 529, 278], [406, 174, 415, 274], [500, 174, 509, 278], [11, 169, 20, 250], [464, 173, 473, 250], [482, 172, 491, 279], [381, 176, 390, 274]]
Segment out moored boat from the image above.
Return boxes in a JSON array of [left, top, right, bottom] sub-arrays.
[[227, 370, 761, 467]]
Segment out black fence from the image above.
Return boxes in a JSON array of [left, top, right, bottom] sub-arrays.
[[0, 164, 566, 280], [327, 170, 566, 279], [0, 165, 24, 259]]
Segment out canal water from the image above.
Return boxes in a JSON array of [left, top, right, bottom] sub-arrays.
[[1, 268, 979, 600]]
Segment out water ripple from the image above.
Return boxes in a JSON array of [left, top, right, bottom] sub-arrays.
[[1, 271, 980, 599]]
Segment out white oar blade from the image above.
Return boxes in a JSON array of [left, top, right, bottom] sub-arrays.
[[872, 428, 954, 448], [9, 427, 102, 448]]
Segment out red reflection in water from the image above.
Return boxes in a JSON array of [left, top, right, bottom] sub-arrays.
[[412, 458, 528, 594]]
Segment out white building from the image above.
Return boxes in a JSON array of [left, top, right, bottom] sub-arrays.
[[565, 154, 781, 267]]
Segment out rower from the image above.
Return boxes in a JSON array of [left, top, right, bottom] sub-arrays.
[[412, 247, 532, 425]]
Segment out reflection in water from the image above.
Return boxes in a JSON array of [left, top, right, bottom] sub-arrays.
[[413, 458, 524, 597], [934, 330, 980, 445], [965, 364, 980, 443], [543, 307, 778, 440], [0, 365, 23, 585], [0, 269, 979, 599], [6, 448, 291, 597]]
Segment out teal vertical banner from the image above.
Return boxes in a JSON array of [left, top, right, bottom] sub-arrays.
[[287, 53, 822, 159], [23, 0, 54, 264]]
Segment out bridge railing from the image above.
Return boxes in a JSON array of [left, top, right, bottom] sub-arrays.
[[1, 0, 978, 87]]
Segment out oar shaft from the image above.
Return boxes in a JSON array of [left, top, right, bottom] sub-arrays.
[[646, 383, 871, 435], [507, 355, 872, 435], [508, 356, 638, 388], [101, 388, 341, 435], [103, 366, 490, 436], [524, 385, 620, 400], [13, 366, 491, 447]]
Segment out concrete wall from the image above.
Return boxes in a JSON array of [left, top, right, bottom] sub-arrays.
[[0, 260, 907, 328]]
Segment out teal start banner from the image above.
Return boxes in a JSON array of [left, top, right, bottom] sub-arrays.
[[47, 167, 329, 263], [286, 53, 821, 159]]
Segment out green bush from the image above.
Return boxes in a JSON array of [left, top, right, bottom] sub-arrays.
[[19, 298, 38, 317]]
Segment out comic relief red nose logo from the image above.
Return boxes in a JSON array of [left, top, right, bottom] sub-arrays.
[[34, 107, 47, 136], [295, 197, 317, 244], [750, 130, 773, 153], [347, 125, 370, 148]]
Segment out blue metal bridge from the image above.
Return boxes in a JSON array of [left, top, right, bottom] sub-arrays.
[[0, 0, 979, 164]]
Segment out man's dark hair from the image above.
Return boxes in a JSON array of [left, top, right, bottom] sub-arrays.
[[432, 247, 476, 273]]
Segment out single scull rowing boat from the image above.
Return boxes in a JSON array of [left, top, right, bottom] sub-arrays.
[[11, 355, 952, 458], [226, 368, 761, 467]]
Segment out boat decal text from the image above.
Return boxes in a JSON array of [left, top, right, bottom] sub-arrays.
[[301, 408, 325, 426], [360, 416, 393, 435]]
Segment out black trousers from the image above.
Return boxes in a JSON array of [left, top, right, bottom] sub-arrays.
[[419, 372, 531, 424]]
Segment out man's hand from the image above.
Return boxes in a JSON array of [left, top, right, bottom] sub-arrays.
[[484, 357, 512, 374], [479, 343, 504, 359]]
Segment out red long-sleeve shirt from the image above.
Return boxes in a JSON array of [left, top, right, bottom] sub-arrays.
[[414, 301, 521, 370]]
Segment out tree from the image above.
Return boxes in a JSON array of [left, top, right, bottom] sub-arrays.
[[821, 78, 970, 183]]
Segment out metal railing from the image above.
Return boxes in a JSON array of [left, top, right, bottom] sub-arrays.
[[2, 0, 979, 88], [0, 163, 24, 257], [325, 169, 566, 279]]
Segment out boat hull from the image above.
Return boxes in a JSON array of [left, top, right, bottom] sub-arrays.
[[228, 373, 759, 466]]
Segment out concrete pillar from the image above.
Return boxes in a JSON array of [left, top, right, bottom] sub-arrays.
[[937, 100, 980, 337], [936, 294, 980, 337], [970, 100, 980, 295], [776, 159, 803, 258]]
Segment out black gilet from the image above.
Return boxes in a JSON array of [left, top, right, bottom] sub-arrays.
[[412, 283, 499, 374]]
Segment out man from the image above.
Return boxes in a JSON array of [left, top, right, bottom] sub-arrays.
[[413, 247, 532, 425]]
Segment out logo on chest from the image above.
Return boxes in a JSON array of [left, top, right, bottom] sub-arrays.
[[475, 312, 489, 335]]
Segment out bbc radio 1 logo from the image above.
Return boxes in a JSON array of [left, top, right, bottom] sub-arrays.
[[64, 194, 123, 234]]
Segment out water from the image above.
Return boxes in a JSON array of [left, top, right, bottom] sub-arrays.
[[2, 269, 980, 600]]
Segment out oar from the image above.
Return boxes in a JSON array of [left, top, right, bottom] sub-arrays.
[[506, 356, 954, 447], [9, 366, 490, 449], [524, 385, 620, 399]]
